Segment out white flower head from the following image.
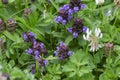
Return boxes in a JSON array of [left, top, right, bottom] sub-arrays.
[[83, 28, 102, 52], [95, 0, 104, 5]]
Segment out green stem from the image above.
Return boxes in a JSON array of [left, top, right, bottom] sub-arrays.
[[113, 8, 119, 26], [85, 42, 89, 54]]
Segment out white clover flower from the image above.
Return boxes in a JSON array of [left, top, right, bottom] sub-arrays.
[[83, 28, 102, 52], [95, 0, 104, 5]]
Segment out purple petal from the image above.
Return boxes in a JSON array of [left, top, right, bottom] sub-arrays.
[[33, 39, 37, 45], [73, 32, 78, 38], [39, 43, 44, 48], [67, 28, 73, 33], [25, 48, 33, 54], [80, 4, 86, 9], [60, 41, 65, 47], [29, 32, 36, 37], [34, 50, 39, 58], [61, 20, 67, 25], [43, 60, 48, 66], [54, 16, 63, 23], [73, 7, 79, 12], [22, 33, 27, 41], [83, 26, 88, 32], [68, 9, 73, 15], [63, 4, 70, 10], [59, 56, 64, 60], [67, 51, 72, 56], [31, 69, 36, 74], [67, 15, 72, 20], [54, 51, 59, 56]]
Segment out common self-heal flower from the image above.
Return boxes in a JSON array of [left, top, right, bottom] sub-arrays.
[[7, 18, 16, 32], [95, 0, 104, 5], [67, 18, 85, 38], [54, 42, 72, 60], [23, 8, 32, 17], [54, 0, 86, 25], [29, 58, 48, 74], [35, 56, 48, 67], [83, 28, 102, 52], [22, 32, 36, 42]]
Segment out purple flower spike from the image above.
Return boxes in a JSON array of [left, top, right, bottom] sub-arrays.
[[25, 48, 33, 54], [67, 28, 73, 33], [43, 60, 48, 66], [73, 32, 78, 38], [22, 32, 36, 42], [54, 41, 72, 60], [67, 51, 72, 56], [62, 20, 67, 25], [80, 4, 86, 9], [83, 26, 88, 32], [73, 7, 79, 12]]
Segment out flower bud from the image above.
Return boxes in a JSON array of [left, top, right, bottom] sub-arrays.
[[2, 0, 8, 4], [0, 19, 5, 32], [104, 43, 113, 56], [7, 18, 16, 32], [23, 8, 32, 17]]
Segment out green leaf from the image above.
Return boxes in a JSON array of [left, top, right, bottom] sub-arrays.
[[3, 31, 15, 41], [15, 16, 48, 44], [8, 0, 15, 3], [65, 35, 73, 46], [8, 60, 15, 67]]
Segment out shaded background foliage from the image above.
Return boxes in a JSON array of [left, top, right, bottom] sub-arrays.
[[0, 0, 120, 80]]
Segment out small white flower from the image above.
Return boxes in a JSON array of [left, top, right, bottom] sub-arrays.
[[95, 0, 104, 5], [83, 28, 91, 41], [83, 28, 102, 52], [106, 10, 111, 16]]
